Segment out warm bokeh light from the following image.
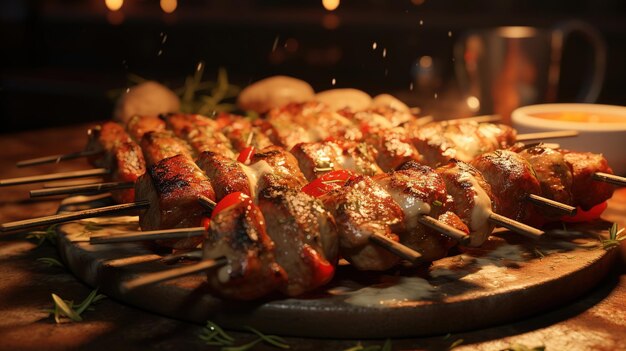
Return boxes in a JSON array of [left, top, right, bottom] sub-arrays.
[[105, 0, 123, 11], [322, 0, 340, 11], [466, 96, 481, 111], [160, 0, 178, 14], [419, 55, 433, 68]]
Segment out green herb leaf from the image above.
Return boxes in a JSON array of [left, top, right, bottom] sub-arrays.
[[499, 344, 546, 351], [26, 224, 58, 247], [51, 294, 82, 322], [449, 338, 464, 349], [36, 257, 64, 268], [600, 223, 625, 250], [47, 289, 106, 324], [432, 200, 443, 207], [244, 326, 290, 349], [222, 339, 262, 351], [198, 320, 235, 347]]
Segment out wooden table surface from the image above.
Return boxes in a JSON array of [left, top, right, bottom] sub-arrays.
[[1, 124, 625, 351]]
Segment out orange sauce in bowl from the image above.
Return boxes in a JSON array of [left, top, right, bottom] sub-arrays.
[[531, 112, 626, 124]]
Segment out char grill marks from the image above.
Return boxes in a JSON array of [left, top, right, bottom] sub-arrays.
[[471, 150, 545, 226], [164, 113, 235, 159], [561, 151, 614, 210], [410, 120, 516, 167], [204, 198, 287, 300], [517, 145, 574, 206], [85, 121, 145, 204], [135, 154, 216, 249], [140, 131, 194, 166]]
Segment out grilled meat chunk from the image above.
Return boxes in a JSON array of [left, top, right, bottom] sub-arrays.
[[86, 122, 133, 168], [109, 141, 146, 204], [411, 121, 516, 166], [561, 151, 615, 210], [517, 145, 574, 206], [164, 113, 235, 159], [434, 160, 495, 247], [257, 186, 337, 296], [216, 113, 273, 152], [126, 115, 167, 141], [363, 128, 422, 173], [135, 154, 216, 249], [196, 151, 252, 200], [322, 176, 404, 271], [471, 150, 545, 225], [140, 131, 194, 166], [251, 146, 308, 190], [204, 199, 287, 300]]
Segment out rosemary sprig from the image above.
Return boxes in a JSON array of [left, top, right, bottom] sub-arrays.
[[44, 289, 106, 324], [244, 326, 289, 349], [198, 321, 235, 347], [342, 340, 392, 351], [26, 224, 58, 247], [449, 338, 464, 349], [601, 223, 625, 250], [36, 257, 65, 268]]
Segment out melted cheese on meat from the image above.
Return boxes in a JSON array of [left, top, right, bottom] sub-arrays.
[[458, 172, 493, 246], [240, 160, 274, 198], [383, 186, 431, 229], [446, 132, 483, 162]]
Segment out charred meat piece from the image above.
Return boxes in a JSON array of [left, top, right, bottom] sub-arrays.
[[196, 151, 252, 201], [291, 140, 383, 181], [109, 141, 146, 204], [126, 115, 167, 141], [347, 106, 416, 130], [216, 113, 273, 152], [164, 113, 236, 159], [257, 186, 337, 296], [251, 146, 308, 190], [471, 150, 545, 225], [561, 151, 614, 210], [363, 128, 422, 173], [434, 160, 495, 247], [135, 154, 216, 249], [517, 145, 574, 206], [86, 122, 133, 168], [204, 198, 287, 300], [140, 131, 194, 166], [322, 176, 404, 271], [411, 121, 516, 166], [375, 164, 463, 261]]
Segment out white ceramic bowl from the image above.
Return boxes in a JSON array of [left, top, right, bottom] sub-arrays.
[[512, 103, 626, 175]]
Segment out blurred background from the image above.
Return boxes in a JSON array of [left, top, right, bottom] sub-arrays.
[[1, 0, 625, 133]]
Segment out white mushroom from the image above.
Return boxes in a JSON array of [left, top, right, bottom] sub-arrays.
[[238, 76, 315, 114], [315, 88, 372, 112], [114, 81, 180, 124]]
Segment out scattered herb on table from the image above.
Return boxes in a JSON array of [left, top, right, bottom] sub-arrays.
[[342, 340, 392, 351], [26, 224, 58, 247], [449, 338, 464, 349], [601, 223, 625, 250], [36, 257, 65, 268], [44, 289, 106, 324], [199, 321, 291, 350], [532, 247, 545, 259]]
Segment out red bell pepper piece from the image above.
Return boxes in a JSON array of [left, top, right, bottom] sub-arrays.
[[301, 170, 356, 197]]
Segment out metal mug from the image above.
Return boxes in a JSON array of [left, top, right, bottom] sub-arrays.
[[454, 21, 606, 123]]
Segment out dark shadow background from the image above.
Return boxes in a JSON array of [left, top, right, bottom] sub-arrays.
[[1, 0, 625, 133]]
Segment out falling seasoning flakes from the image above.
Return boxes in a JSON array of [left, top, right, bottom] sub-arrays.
[[384, 69, 389, 77], [161, 33, 168, 44], [125, 88, 130, 93], [196, 62, 203, 71], [434, 93, 438, 99], [448, 31, 453, 37], [409, 82, 414, 91], [272, 36, 279, 52], [382, 48, 387, 58], [372, 42, 378, 50], [331, 78, 337, 86], [157, 49, 163, 56], [419, 20, 424, 26]]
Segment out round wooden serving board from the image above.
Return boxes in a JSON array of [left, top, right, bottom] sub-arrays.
[[55, 196, 617, 338]]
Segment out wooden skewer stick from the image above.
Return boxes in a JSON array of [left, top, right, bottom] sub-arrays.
[[197, 195, 217, 212], [516, 130, 579, 142], [369, 233, 422, 264], [446, 114, 502, 124], [43, 178, 105, 188], [90, 227, 205, 244], [0, 200, 150, 233], [161, 250, 203, 264], [121, 257, 227, 292], [527, 194, 577, 216], [488, 212, 544, 240], [16, 149, 102, 168], [30, 181, 134, 198], [593, 172, 626, 187], [0, 168, 110, 187], [417, 215, 471, 246]]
